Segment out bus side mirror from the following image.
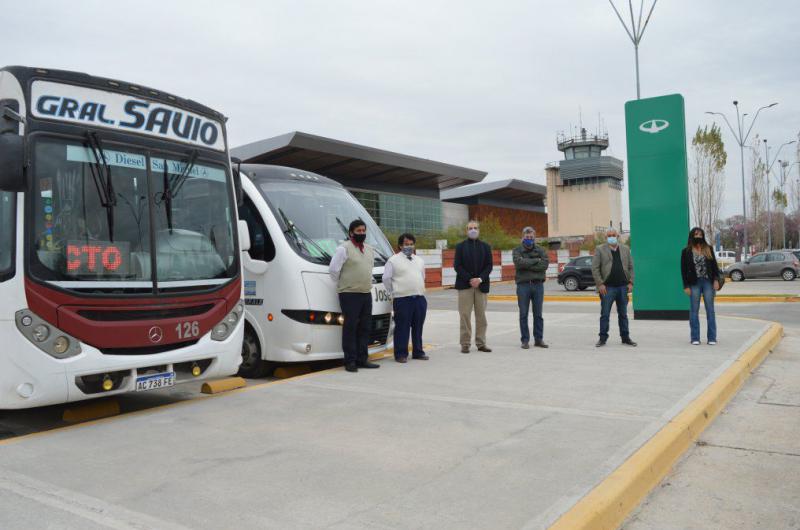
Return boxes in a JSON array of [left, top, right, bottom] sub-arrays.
[[231, 156, 243, 208], [0, 100, 25, 192], [0, 133, 24, 192]]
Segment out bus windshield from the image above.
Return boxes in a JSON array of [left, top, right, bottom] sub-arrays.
[[258, 180, 392, 265], [0, 191, 14, 278], [30, 138, 237, 288]]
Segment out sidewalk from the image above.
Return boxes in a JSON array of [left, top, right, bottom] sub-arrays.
[[0, 310, 779, 529], [623, 327, 800, 530]]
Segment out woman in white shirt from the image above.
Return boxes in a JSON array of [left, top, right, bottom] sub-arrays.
[[382, 233, 428, 363]]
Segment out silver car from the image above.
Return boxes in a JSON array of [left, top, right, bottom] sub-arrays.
[[727, 251, 800, 282]]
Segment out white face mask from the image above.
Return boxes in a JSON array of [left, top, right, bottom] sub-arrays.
[[467, 228, 479, 239]]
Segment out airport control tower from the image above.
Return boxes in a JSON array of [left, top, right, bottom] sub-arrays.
[[546, 127, 624, 238]]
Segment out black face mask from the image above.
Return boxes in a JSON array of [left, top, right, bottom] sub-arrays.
[[352, 233, 367, 244], [692, 237, 704, 246]]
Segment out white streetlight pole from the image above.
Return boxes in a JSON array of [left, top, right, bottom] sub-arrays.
[[706, 102, 778, 260]]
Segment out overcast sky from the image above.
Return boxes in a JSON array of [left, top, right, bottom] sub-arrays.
[[5, 0, 800, 221]]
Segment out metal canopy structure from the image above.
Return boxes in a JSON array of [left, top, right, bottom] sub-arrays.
[[231, 131, 486, 193], [441, 178, 547, 210]]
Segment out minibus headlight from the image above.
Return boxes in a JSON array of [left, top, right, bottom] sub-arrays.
[[281, 310, 345, 326]]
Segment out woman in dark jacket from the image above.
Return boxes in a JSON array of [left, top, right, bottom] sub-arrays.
[[680, 227, 722, 345]]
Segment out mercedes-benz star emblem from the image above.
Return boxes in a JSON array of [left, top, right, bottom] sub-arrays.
[[148, 326, 164, 343], [639, 119, 670, 134]]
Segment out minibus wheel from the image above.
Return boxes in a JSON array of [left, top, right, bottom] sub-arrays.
[[238, 325, 269, 378]]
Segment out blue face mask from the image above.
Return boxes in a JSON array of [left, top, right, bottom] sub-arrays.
[[401, 246, 414, 257], [607, 236, 618, 246], [522, 238, 534, 247]]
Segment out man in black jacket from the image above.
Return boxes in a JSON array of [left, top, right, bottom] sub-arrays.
[[454, 220, 493, 353]]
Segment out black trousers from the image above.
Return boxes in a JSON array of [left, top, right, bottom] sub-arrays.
[[339, 292, 372, 365]]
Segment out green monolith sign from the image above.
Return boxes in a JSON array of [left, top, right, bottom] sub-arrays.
[[625, 94, 690, 319]]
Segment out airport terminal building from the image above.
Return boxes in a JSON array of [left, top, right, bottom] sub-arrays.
[[232, 131, 548, 237]]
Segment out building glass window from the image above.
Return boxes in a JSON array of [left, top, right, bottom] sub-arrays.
[[350, 189, 442, 234]]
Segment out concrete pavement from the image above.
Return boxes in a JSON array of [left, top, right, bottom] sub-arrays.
[[622, 322, 800, 530], [0, 309, 777, 529]]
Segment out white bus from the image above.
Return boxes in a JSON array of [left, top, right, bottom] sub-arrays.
[[0, 66, 246, 409], [236, 165, 393, 377]]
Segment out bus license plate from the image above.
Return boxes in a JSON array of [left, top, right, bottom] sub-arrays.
[[135, 372, 176, 392]]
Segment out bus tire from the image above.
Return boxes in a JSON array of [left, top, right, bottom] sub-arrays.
[[238, 325, 269, 378]]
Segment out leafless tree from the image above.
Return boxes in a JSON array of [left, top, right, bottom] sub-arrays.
[[749, 135, 768, 250]]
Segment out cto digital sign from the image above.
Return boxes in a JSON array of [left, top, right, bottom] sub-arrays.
[[66, 241, 130, 276]]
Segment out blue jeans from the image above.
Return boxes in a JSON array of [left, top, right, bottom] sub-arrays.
[[599, 285, 629, 341], [392, 295, 428, 359], [690, 278, 717, 342], [517, 281, 544, 343]]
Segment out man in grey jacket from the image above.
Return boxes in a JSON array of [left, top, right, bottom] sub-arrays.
[[513, 227, 550, 349], [591, 228, 637, 347]]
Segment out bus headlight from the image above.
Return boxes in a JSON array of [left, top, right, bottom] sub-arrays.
[[15, 309, 82, 359], [211, 302, 243, 342], [53, 337, 70, 355], [32, 324, 50, 342]]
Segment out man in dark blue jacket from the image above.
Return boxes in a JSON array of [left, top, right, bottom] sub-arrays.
[[454, 220, 493, 353]]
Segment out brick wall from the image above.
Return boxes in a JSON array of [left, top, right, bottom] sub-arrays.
[[468, 205, 548, 237]]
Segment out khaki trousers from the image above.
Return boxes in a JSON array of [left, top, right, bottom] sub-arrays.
[[458, 287, 488, 347]]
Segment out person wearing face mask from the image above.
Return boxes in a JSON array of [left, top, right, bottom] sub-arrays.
[[329, 219, 380, 372], [382, 233, 428, 363], [454, 220, 493, 353], [680, 227, 723, 345], [591, 228, 637, 347], [513, 227, 550, 349]]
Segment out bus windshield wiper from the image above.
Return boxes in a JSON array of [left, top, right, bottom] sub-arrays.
[[85, 131, 116, 241], [161, 150, 198, 233], [278, 208, 332, 263]]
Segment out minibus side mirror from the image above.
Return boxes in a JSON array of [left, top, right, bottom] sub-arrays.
[[238, 220, 251, 252], [0, 100, 25, 192], [231, 156, 243, 208]]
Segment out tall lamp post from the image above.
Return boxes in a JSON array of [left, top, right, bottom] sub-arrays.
[[706, 101, 778, 260], [608, 0, 658, 99], [763, 139, 796, 250]]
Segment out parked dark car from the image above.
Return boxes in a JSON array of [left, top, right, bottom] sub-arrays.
[[727, 251, 800, 281], [557, 255, 595, 291]]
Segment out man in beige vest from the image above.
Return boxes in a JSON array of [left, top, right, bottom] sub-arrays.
[[383, 233, 428, 363], [329, 220, 380, 372]]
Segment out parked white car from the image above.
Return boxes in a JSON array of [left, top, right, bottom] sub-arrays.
[[715, 250, 737, 270]]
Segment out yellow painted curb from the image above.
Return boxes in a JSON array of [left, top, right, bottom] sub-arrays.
[[489, 295, 798, 304], [62, 399, 120, 423], [273, 365, 312, 380], [201, 377, 247, 394], [548, 322, 784, 530]]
